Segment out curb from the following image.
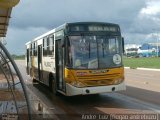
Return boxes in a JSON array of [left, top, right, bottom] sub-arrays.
[[124, 67, 160, 71]]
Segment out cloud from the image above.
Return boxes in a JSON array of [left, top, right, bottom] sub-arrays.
[[134, 0, 160, 33], [122, 0, 160, 44], [5, 0, 160, 54], [6, 27, 48, 54], [140, 0, 160, 15], [10, 0, 145, 29]]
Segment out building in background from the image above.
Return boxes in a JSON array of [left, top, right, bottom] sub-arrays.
[[138, 43, 160, 57], [124, 44, 141, 57], [124, 43, 160, 57]]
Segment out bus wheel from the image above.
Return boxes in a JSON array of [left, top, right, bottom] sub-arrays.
[[49, 74, 59, 95]]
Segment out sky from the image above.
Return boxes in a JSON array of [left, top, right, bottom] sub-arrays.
[[5, 0, 160, 55]]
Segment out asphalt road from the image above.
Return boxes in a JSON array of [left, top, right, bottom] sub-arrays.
[[15, 60, 160, 120]]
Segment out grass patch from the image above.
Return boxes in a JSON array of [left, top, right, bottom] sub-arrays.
[[123, 57, 160, 69]]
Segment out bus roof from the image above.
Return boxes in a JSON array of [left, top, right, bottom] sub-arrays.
[[33, 28, 55, 42], [27, 22, 120, 44], [55, 22, 119, 31], [67, 22, 119, 26], [25, 41, 31, 46], [32, 23, 67, 42]]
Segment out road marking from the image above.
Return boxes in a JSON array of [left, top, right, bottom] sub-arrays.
[[125, 67, 160, 72], [137, 68, 160, 71]]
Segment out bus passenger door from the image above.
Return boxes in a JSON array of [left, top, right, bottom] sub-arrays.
[[55, 40, 65, 92], [38, 45, 43, 81]]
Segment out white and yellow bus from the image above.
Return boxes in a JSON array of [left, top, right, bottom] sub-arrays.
[[25, 22, 126, 96]]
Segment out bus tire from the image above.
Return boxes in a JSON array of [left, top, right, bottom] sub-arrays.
[[49, 73, 59, 95]]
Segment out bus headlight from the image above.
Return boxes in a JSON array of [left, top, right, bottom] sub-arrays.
[[114, 78, 124, 84], [70, 81, 85, 88]]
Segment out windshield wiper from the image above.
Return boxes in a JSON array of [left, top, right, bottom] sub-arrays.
[[102, 43, 105, 57]]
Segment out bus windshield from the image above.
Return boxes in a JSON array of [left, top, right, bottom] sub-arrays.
[[67, 36, 122, 69]]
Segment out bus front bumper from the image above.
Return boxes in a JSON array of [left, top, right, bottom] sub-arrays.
[[66, 81, 126, 96]]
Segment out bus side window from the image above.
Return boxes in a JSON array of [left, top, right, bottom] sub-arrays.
[[33, 42, 37, 56], [43, 38, 48, 56], [48, 35, 54, 56], [30, 44, 32, 56], [67, 38, 72, 67], [32, 43, 34, 56], [43, 35, 54, 56]]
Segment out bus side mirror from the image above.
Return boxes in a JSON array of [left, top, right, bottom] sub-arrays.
[[122, 37, 125, 53]]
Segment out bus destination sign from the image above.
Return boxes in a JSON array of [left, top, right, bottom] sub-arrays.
[[69, 25, 119, 32]]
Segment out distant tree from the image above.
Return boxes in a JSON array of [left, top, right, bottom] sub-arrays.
[[11, 54, 25, 60]]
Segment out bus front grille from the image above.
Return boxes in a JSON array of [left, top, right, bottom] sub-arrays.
[[76, 73, 120, 86], [77, 73, 120, 81], [83, 79, 114, 86]]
